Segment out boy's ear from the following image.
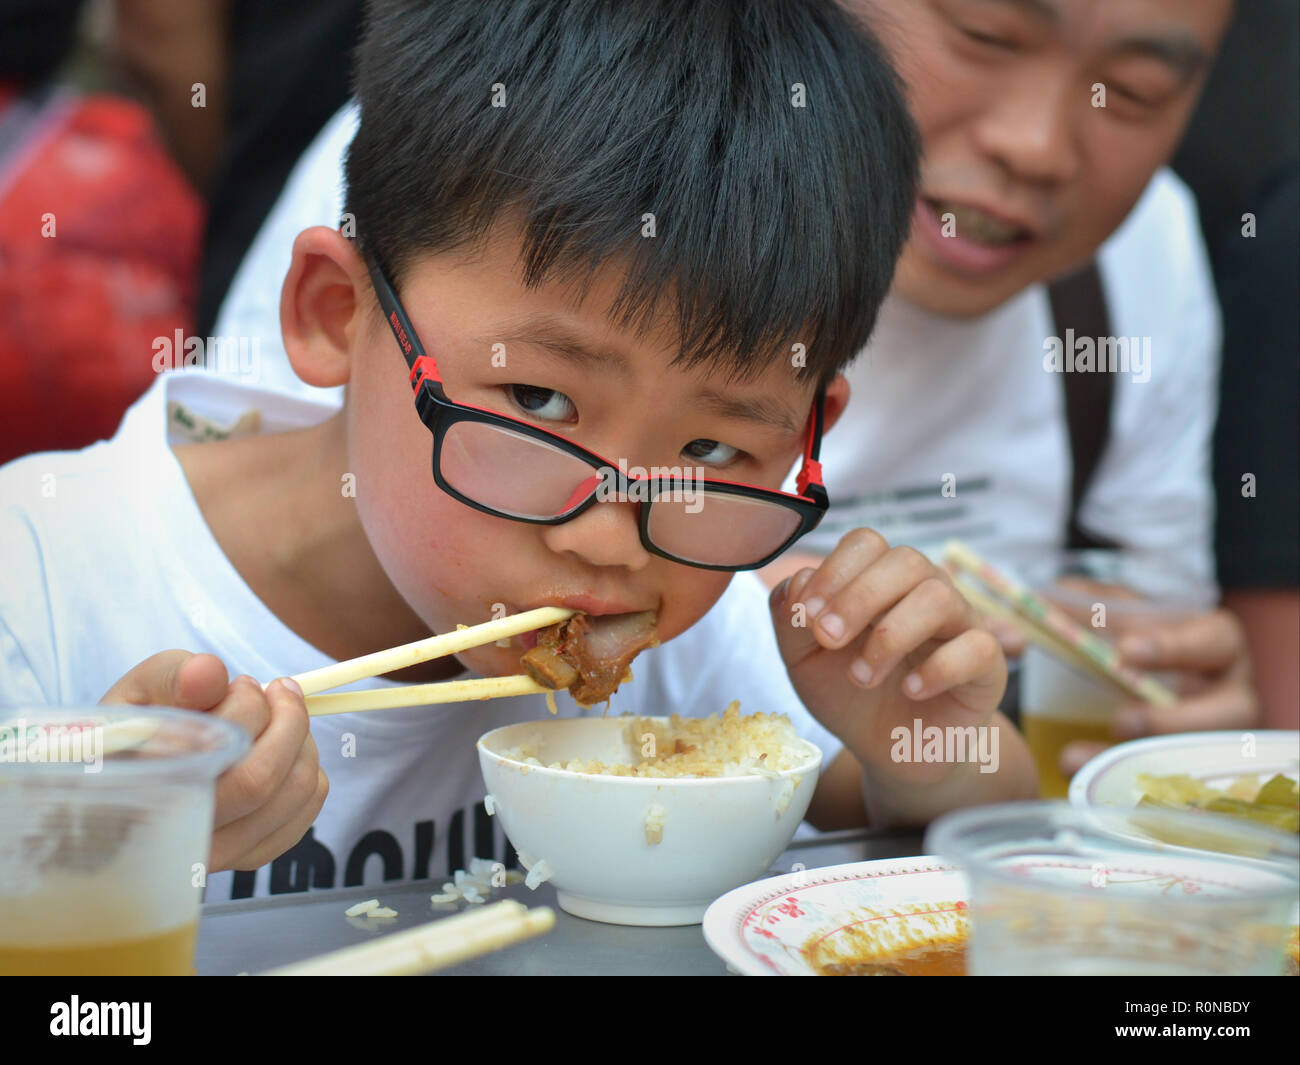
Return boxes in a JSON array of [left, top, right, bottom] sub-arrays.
[[820, 373, 851, 435], [280, 226, 369, 388]]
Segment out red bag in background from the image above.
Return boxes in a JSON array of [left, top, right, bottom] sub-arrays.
[[0, 84, 202, 464]]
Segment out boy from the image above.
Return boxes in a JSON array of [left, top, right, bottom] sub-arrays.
[[0, 0, 1035, 901]]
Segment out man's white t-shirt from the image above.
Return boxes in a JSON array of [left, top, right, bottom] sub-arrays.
[[0, 370, 842, 903], [798, 180, 1221, 587], [214, 101, 1220, 586]]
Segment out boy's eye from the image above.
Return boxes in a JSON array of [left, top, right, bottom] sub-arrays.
[[507, 384, 577, 423], [682, 438, 739, 466]]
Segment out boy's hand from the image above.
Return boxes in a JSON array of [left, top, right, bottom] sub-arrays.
[[769, 530, 1006, 782], [100, 650, 329, 872]]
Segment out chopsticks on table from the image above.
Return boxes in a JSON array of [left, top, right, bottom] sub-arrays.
[[275, 605, 575, 717], [942, 539, 1178, 708], [259, 900, 556, 976]]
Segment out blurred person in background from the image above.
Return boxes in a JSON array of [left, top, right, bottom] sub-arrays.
[[0, 0, 203, 462], [773, 0, 1298, 770], [0, 0, 361, 464]]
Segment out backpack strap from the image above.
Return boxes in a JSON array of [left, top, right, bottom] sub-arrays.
[[1047, 262, 1120, 550]]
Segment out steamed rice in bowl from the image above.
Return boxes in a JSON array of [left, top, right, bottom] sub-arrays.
[[501, 702, 814, 779], [477, 704, 822, 926]]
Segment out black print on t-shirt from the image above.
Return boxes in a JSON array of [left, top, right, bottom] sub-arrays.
[[817, 475, 996, 544], [226, 800, 517, 900]]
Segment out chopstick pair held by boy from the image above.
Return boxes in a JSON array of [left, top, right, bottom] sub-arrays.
[[0, 0, 1037, 901]]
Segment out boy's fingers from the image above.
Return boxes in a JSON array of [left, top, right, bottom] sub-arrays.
[[228, 768, 329, 872], [213, 678, 310, 827], [212, 751, 327, 872], [894, 627, 1005, 709], [100, 650, 228, 709], [770, 567, 826, 667], [1117, 610, 1244, 674], [792, 528, 893, 625], [803, 543, 936, 650], [852, 578, 975, 686], [210, 675, 274, 745]]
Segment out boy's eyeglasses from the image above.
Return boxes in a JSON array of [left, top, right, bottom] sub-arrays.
[[364, 254, 829, 571]]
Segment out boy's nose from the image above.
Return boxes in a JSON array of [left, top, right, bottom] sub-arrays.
[[539, 498, 654, 571]]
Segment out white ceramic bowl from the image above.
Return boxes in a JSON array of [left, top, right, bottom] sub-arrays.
[[1069, 730, 1299, 809], [477, 716, 822, 926], [1068, 730, 1300, 856]]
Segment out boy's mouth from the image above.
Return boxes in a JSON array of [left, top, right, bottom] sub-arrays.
[[517, 607, 660, 705], [514, 594, 653, 650]]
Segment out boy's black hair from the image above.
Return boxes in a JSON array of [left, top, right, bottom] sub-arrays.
[[346, 0, 918, 383]]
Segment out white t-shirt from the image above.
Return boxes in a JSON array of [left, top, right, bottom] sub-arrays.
[[215, 101, 1219, 586], [0, 370, 842, 903], [798, 174, 1221, 587]]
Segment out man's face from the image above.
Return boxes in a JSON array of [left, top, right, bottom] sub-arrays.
[[342, 226, 838, 677], [860, 0, 1232, 317]]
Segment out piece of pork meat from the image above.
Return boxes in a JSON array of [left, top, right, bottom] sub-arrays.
[[520, 610, 658, 705]]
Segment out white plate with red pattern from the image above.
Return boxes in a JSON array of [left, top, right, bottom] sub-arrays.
[[702, 856, 970, 976]]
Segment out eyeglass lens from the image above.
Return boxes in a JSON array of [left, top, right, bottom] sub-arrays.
[[437, 419, 804, 565]]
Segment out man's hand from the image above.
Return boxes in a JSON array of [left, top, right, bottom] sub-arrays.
[[101, 650, 329, 872], [1059, 608, 1259, 776]]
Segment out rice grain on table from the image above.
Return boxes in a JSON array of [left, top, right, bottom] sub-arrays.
[[524, 859, 553, 890], [345, 899, 380, 917]]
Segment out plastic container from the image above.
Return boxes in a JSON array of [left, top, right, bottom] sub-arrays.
[[0, 706, 248, 975], [927, 800, 1299, 975]]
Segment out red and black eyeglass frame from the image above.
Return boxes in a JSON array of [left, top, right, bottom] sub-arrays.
[[363, 251, 830, 571]]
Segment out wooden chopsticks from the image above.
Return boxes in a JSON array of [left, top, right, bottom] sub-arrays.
[[272, 606, 575, 717], [259, 900, 555, 976], [943, 539, 1177, 707]]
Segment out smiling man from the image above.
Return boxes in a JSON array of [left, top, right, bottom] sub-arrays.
[[887, 0, 1225, 316], [766, 0, 1253, 770]]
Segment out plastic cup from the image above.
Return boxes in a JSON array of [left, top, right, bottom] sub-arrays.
[[0, 707, 248, 975], [927, 801, 1299, 975], [1018, 550, 1215, 797]]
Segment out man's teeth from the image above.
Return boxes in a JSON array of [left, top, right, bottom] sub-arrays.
[[931, 200, 1027, 245]]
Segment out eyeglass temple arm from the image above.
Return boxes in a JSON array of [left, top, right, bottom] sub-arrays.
[[364, 254, 443, 392], [795, 388, 828, 504]]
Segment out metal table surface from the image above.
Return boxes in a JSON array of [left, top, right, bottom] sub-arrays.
[[196, 828, 928, 975]]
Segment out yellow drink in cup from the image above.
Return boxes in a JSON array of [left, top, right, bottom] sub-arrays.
[[0, 924, 199, 976], [1018, 551, 1213, 799], [0, 708, 248, 975]]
